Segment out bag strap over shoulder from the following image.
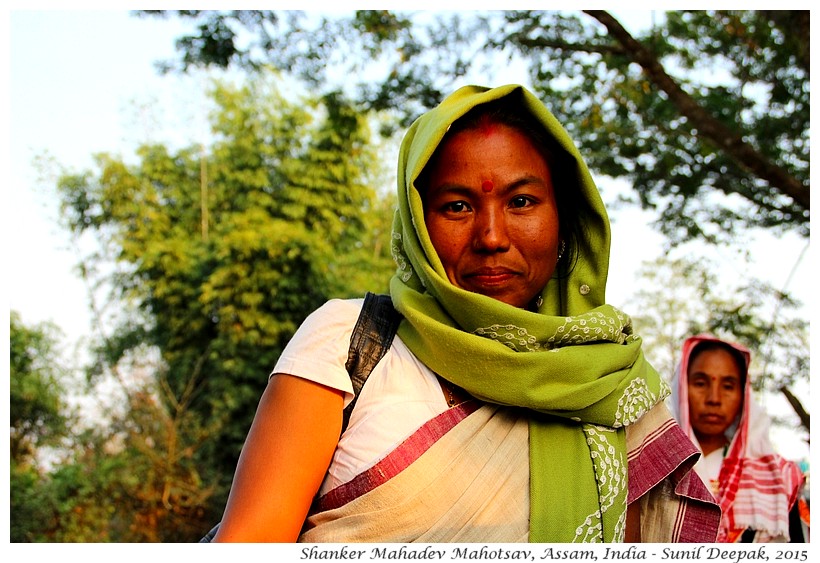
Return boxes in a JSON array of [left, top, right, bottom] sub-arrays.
[[342, 292, 402, 432]]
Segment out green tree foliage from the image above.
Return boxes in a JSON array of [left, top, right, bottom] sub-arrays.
[[10, 312, 216, 541], [141, 10, 809, 246], [39, 384, 216, 542], [10, 461, 54, 542], [10, 312, 70, 464], [10, 312, 71, 541], [54, 77, 395, 522], [11, 399, 213, 542]]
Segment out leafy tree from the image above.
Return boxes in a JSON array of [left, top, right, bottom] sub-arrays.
[[140, 10, 809, 246], [10, 311, 70, 464], [53, 76, 394, 524], [38, 381, 216, 542], [624, 256, 717, 379], [10, 461, 54, 542], [10, 312, 72, 542], [10, 311, 216, 541]]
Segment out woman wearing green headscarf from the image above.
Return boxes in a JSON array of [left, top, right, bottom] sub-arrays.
[[213, 84, 720, 543]]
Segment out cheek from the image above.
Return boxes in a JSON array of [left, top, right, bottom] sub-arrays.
[[519, 219, 559, 271], [687, 389, 703, 410], [426, 218, 464, 269], [522, 205, 559, 242], [687, 396, 697, 412]]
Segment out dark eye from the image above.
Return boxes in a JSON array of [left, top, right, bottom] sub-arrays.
[[443, 201, 471, 213], [510, 195, 534, 208]]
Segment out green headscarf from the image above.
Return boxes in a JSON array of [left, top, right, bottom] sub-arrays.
[[389, 84, 667, 542]]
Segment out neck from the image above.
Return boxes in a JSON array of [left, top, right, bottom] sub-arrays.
[[696, 433, 727, 457]]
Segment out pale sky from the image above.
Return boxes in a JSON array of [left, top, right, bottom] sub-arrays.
[[8, 10, 202, 338], [5, 9, 813, 463]]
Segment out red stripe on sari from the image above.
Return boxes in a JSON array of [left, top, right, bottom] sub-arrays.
[[317, 400, 481, 511]]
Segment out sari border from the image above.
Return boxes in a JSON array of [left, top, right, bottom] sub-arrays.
[[628, 413, 721, 542], [317, 400, 481, 512], [627, 419, 715, 504], [627, 415, 701, 502]]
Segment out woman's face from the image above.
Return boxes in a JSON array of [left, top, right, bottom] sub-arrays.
[[422, 123, 560, 308], [687, 348, 744, 444]]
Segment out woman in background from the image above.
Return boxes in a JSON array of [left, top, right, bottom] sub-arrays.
[[671, 334, 807, 542]]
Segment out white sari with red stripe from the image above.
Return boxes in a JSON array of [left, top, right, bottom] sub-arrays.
[[299, 400, 718, 543]]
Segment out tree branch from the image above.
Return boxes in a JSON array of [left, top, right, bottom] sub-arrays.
[[780, 385, 811, 436], [583, 10, 809, 211], [510, 36, 625, 57]]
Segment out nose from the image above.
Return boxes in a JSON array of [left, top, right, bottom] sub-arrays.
[[473, 206, 510, 253], [705, 383, 721, 405]]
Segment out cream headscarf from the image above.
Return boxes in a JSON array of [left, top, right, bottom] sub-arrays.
[[389, 84, 667, 542]]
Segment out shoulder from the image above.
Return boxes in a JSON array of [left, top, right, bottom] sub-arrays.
[[282, 298, 366, 351], [300, 298, 365, 332], [271, 298, 366, 400]]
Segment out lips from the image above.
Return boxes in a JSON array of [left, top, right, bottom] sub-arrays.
[[464, 267, 518, 286], [698, 413, 725, 425]]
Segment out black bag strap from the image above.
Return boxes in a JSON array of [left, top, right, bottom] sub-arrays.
[[199, 292, 401, 543], [342, 292, 402, 432]]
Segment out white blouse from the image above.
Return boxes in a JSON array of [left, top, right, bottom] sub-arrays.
[[272, 298, 450, 495], [693, 446, 725, 498]]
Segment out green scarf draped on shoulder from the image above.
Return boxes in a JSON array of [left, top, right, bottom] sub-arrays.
[[388, 84, 668, 542]]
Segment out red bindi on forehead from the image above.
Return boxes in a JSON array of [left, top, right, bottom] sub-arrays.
[[481, 180, 494, 192]]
